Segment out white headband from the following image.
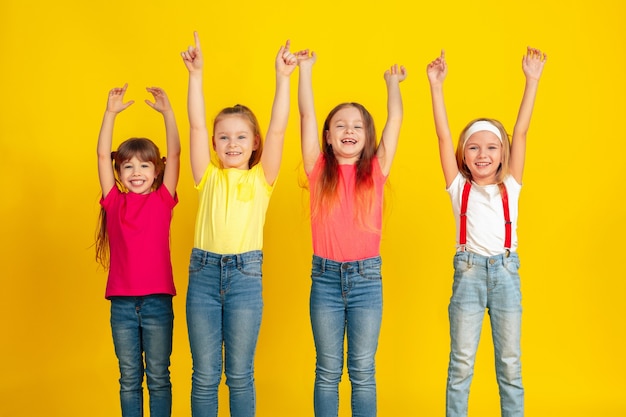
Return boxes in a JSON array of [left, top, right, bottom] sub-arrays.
[[462, 121, 503, 147]]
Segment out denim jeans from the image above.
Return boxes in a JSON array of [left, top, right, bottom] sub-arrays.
[[309, 255, 383, 417], [186, 248, 264, 417], [446, 251, 524, 417], [110, 294, 174, 417]]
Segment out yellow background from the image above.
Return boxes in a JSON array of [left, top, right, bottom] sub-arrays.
[[1, 0, 625, 416]]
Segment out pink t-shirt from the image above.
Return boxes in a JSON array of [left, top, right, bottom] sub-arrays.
[[308, 155, 387, 262], [101, 185, 178, 298]]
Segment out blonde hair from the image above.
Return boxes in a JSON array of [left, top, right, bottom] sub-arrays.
[[456, 118, 511, 184], [213, 104, 263, 168]]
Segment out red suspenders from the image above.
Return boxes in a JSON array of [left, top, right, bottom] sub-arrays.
[[459, 181, 511, 255], [459, 181, 472, 247], [498, 183, 512, 251]]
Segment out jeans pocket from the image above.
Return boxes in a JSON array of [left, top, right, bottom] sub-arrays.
[[453, 253, 471, 272], [188, 254, 205, 274], [238, 258, 262, 278], [504, 257, 521, 274], [311, 258, 324, 278], [311, 269, 323, 278], [360, 267, 382, 281]]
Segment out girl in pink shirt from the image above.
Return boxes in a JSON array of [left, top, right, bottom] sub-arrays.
[[95, 84, 181, 417], [296, 48, 407, 417]]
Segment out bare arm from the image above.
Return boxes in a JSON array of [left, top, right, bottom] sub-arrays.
[[377, 64, 407, 176], [296, 50, 320, 175], [426, 50, 458, 188], [146, 87, 180, 197], [261, 40, 297, 185], [510, 47, 547, 183], [181, 31, 211, 185], [97, 84, 134, 198]]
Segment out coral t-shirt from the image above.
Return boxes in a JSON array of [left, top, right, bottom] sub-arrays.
[[308, 155, 387, 262]]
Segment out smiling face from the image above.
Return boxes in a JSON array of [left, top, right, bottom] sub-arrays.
[[325, 106, 367, 164], [463, 130, 503, 185], [118, 156, 158, 194], [212, 114, 260, 169]]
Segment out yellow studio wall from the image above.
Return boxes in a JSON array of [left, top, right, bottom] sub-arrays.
[[1, 0, 625, 416]]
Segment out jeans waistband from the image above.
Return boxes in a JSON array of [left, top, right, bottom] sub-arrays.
[[455, 250, 518, 267], [312, 254, 381, 273], [191, 247, 263, 267]]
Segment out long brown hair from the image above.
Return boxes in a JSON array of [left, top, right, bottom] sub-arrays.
[[213, 104, 263, 168], [313, 103, 378, 229], [95, 138, 165, 269]]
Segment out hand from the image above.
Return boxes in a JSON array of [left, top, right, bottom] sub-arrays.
[[384, 64, 407, 84], [295, 49, 317, 70], [106, 83, 134, 114], [145, 87, 172, 114], [181, 31, 203, 72], [522, 46, 547, 81], [426, 50, 447, 85], [276, 40, 298, 77]]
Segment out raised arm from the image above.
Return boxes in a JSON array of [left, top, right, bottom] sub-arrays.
[[509, 47, 547, 183], [261, 40, 297, 185], [426, 50, 458, 188], [181, 31, 210, 185], [97, 84, 134, 198], [146, 87, 181, 197], [377, 64, 407, 176], [296, 49, 319, 174]]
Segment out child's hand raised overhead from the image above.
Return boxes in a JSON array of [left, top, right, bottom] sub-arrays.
[[106, 83, 134, 114], [384, 63, 407, 83], [145, 87, 173, 114], [522, 46, 547, 81], [295, 49, 317, 70], [276, 40, 298, 77], [426, 50, 447, 86], [181, 31, 203, 73]]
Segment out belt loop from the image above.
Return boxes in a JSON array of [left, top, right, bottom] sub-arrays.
[[236, 254, 242, 269], [358, 260, 364, 274], [320, 257, 326, 273], [468, 251, 474, 267]]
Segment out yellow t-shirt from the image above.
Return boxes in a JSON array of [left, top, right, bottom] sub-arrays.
[[193, 163, 273, 254]]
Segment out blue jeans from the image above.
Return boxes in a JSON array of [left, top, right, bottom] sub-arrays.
[[110, 295, 174, 417], [309, 255, 383, 417], [186, 248, 264, 417], [446, 251, 524, 417]]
